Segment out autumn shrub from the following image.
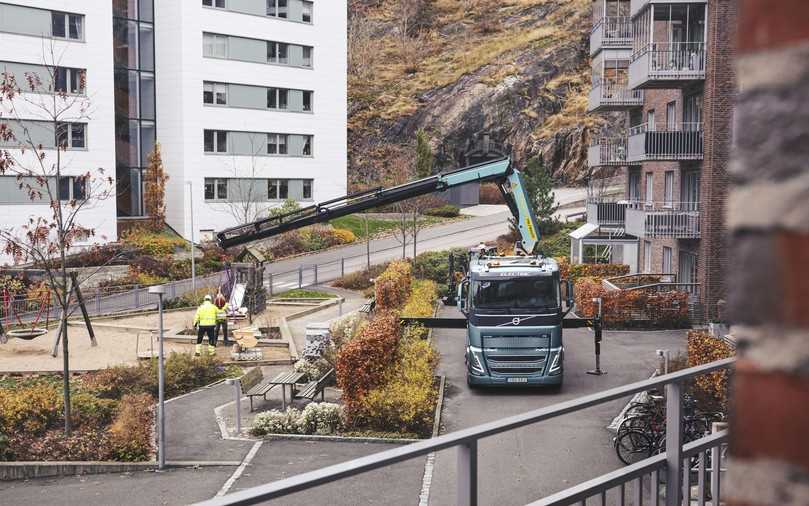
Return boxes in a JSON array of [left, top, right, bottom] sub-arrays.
[[82, 364, 155, 400], [574, 278, 689, 329], [568, 263, 630, 282], [375, 260, 412, 309], [424, 205, 460, 218], [8, 427, 114, 461], [413, 249, 467, 285], [108, 393, 154, 461], [479, 183, 504, 204], [687, 330, 734, 409], [71, 392, 119, 428], [0, 382, 61, 434], [331, 263, 390, 291], [402, 280, 438, 318], [329, 313, 367, 350], [122, 228, 187, 257], [336, 311, 402, 418], [357, 336, 438, 435]]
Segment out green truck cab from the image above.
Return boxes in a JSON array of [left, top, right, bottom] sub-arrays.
[[459, 251, 571, 388]]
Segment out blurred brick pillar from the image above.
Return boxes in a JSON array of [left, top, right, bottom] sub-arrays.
[[728, 1, 809, 505]]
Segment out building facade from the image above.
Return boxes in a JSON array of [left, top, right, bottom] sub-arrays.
[[0, 0, 347, 263], [586, 0, 737, 319]]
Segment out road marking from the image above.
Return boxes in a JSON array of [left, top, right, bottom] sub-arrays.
[[216, 441, 263, 497]]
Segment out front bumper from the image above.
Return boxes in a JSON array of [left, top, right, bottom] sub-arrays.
[[467, 371, 563, 387], [466, 346, 563, 387]]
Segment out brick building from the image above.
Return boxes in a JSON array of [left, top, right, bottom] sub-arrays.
[[584, 0, 737, 319]]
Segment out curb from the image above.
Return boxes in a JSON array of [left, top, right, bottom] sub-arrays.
[[0, 460, 243, 481], [419, 374, 446, 506]]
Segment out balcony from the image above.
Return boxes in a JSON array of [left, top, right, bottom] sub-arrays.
[[629, 42, 706, 88], [587, 78, 644, 112], [590, 16, 633, 55], [627, 123, 703, 162], [588, 138, 632, 168], [630, 0, 707, 18], [586, 198, 629, 227], [625, 201, 701, 238]]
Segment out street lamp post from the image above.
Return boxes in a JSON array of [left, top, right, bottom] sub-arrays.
[[149, 285, 167, 469], [187, 181, 196, 293]]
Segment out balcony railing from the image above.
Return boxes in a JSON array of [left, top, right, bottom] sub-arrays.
[[195, 358, 735, 506], [625, 201, 701, 239], [588, 138, 632, 167], [590, 16, 633, 55], [587, 78, 644, 112], [587, 198, 629, 227], [627, 123, 704, 162], [629, 42, 706, 88]]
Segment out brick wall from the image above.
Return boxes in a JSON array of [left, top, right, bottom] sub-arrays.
[[727, 1, 809, 504], [698, 0, 737, 320]]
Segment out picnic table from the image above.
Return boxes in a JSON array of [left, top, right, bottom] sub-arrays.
[[269, 371, 305, 409]]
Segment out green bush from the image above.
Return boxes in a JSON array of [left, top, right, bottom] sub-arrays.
[[72, 392, 119, 428], [251, 407, 303, 435], [294, 358, 333, 382], [122, 229, 188, 257], [413, 248, 467, 285], [423, 205, 460, 218]]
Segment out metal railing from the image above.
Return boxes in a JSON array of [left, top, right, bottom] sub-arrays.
[[588, 78, 643, 111], [590, 16, 633, 54], [629, 42, 706, 86], [628, 123, 704, 162], [195, 358, 735, 506], [588, 137, 630, 167], [626, 201, 701, 239], [586, 197, 630, 227]]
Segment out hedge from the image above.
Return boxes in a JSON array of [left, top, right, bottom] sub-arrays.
[[575, 277, 690, 328], [687, 330, 734, 409], [556, 257, 630, 282], [374, 260, 412, 309]]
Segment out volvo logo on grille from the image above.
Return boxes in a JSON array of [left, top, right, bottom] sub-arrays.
[[512, 317, 521, 325]]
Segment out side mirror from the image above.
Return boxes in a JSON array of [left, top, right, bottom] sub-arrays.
[[457, 280, 469, 313], [566, 280, 575, 309]]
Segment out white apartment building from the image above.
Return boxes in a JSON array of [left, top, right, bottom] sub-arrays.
[[0, 1, 119, 259], [0, 0, 347, 262]]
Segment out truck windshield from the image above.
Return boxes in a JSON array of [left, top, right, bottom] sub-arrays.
[[471, 277, 559, 311]]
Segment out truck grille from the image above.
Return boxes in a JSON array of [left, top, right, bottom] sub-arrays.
[[483, 336, 550, 348], [487, 355, 546, 376]]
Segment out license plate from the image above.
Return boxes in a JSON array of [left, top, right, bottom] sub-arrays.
[[507, 377, 528, 383]]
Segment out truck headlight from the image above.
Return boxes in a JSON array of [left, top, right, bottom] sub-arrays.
[[468, 346, 486, 375], [548, 349, 563, 374]]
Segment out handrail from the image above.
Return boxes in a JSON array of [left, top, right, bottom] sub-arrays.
[[193, 358, 735, 506]]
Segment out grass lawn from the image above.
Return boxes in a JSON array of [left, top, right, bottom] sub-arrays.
[[275, 288, 338, 299], [329, 214, 458, 238]]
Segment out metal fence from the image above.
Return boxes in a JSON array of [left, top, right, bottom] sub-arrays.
[[588, 138, 629, 167], [591, 16, 633, 52], [194, 358, 735, 506], [586, 198, 629, 227], [628, 124, 704, 162], [625, 202, 701, 239], [588, 78, 644, 110]]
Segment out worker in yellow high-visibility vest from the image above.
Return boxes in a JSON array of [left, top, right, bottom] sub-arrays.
[[193, 295, 219, 356]]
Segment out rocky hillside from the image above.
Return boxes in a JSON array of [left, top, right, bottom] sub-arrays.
[[348, 0, 622, 187]]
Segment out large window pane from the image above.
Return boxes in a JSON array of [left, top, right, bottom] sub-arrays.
[[113, 19, 139, 69], [139, 24, 155, 71], [139, 0, 154, 22], [113, 0, 138, 19], [140, 73, 155, 120], [279, 179, 288, 199], [204, 130, 214, 152], [114, 69, 140, 119], [68, 14, 82, 39], [71, 124, 86, 148], [216, 131, 227, 153], [52, 13, 66, 38], [140, 121, 155, 164]]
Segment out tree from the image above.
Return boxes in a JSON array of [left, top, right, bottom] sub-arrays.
[[522, 155, 559, 234], [143, 143, 168, 232], [0, 47, 115, 434], [411, 130, 434, 262], [221, 134, 267, 226]]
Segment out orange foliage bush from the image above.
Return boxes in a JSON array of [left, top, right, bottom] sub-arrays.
[[687, 330, 734, 408], [575, 278, 690, 328], [555, 257, 629, 282], [374, 260, 412, 310], [335, 312, 402, 418]]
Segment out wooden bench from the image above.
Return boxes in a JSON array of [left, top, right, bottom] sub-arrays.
[[294, 368, 335, 403], [239, 367, 276, 412], [359, 298, 375, 314]]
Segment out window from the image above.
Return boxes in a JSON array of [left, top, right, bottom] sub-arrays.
[[666, 101, 677, 130], [302, 180, 312, 199], [267, 134, 288, 154], [643, 241, 652, 273], [278, 179, 288, 199], [203, 82, 227, 105], [267, 42, 289, 64], [204, 178, 228, 200], [268, 179, 289, 199], [664, 171, 674, 206], [662, 247, 672, 275], [628, 171, 641, 202], [302, 135, 312, 156], [52, 12, 83, 40], [203, 0, 226, 7], [267, 88, 288, 109], [302, 1, 313, 23], [203, 33, 228, 58], [56, 123, 86, 149], [645, 172, 653, 205], [54, 68, 85, 94], [267, 0, 288, 18], [302, 91, 312, 112], [58, 176, 86, 201], [647, 109, 656, 131], [278, 43, 288, 64], [302, 46, 312, 67], [204, 130, 228, 153]]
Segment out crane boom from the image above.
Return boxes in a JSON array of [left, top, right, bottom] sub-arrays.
[[215, 157, 541, 252]]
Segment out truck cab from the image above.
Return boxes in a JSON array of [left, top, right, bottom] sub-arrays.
[[459, 250, 568, 388]]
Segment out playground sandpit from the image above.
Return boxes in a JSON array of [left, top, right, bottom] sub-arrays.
[[0, 306, 297, 373]]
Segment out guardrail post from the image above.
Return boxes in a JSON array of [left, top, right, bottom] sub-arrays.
[[298, 266, 303, 289], [665, 381, 683, 506], [314, 264, 318, 285], [341, 257, 345, 277], [457, 440, 478, 506]]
